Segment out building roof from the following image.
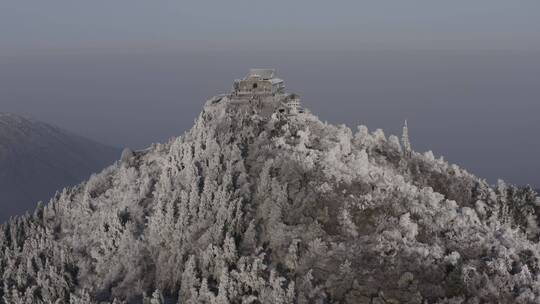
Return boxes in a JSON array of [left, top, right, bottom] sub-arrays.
[[270, 78, 284, 85], [248, 68, 275, 80]]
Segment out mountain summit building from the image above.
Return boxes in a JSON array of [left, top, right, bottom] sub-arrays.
[[229, 69, 303, 116], [233, 69, 285, 96]]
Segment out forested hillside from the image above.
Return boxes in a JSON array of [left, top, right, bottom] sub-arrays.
[[1, 99, 538, 304]]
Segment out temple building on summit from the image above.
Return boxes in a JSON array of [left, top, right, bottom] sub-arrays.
[[233, 69, 285, 96], [230, 69, 303, 116]]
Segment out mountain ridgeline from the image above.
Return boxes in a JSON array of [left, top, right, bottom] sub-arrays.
[[0, 113, 120, 223], [1, 93, 539, 303]]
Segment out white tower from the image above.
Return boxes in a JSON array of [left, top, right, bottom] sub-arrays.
[[402, 120, 412, 157]]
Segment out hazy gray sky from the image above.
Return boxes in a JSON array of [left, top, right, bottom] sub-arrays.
[[1, 0, 540, 53], [0, 2, 539, 188]]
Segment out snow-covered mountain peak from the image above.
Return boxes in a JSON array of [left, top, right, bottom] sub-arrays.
[[1, 76, 539, 303]]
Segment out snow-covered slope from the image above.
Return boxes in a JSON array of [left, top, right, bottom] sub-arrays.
[[0, 99, 538, 304], [0, 113, 120, 222]]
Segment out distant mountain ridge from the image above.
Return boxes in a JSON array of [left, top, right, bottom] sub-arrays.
[[0, 113, 120, 222]]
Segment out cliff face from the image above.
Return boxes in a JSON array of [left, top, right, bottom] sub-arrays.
[[0, 99, 538, 304], [0, 113, 120, 222]]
